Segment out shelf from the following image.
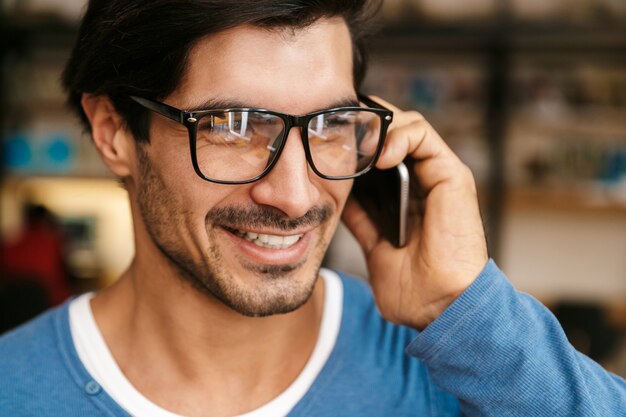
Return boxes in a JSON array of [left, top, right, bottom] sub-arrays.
[[505, 185, 626, 214], [508, 108, 626, 138], [373, 21, 626, 54]]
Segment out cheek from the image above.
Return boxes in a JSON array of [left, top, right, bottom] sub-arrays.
[[140, 129, 236, 233], [326, 179, 353, 212], [318, 178, 353, 236], [148, 123, 219, 204], [149, 121, 193, 176]]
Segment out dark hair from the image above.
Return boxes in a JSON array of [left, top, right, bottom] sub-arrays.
[[62, 0, 382, 143]]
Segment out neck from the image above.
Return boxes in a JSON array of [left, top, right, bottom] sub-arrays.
[[91, 255, 325, 415]]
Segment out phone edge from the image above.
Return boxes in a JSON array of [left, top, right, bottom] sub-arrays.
[[397, 162, 410, 248]]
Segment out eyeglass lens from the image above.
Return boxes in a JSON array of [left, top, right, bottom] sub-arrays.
[[194, 108, 382, 182]]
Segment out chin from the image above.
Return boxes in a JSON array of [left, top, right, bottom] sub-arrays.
[[180, 245, 322, 318], [208, 262, 320, 317]]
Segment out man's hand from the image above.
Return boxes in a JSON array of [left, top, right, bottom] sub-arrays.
[[342, 98, 489, 330]]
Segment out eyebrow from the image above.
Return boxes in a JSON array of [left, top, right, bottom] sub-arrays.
[[184, 96, 360, 114]]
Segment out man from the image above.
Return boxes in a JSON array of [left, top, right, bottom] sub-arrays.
[[1, 1, 624, 416]]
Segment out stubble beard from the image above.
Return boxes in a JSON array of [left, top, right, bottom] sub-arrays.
[[136, 146, 333, 317]]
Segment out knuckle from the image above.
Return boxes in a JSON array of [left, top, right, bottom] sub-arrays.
[[458, 164, 478, 190], [405, 110, 425, 121], [393, 111, 425, 127]]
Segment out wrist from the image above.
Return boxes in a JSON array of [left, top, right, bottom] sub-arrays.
[[404, 260, 489, 331], [406, 291, 464, 331]]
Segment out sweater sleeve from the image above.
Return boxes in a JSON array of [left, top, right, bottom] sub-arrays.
[[406, 260, 626, 417]]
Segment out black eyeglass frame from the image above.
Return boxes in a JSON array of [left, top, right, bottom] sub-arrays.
[[129, 94, 393, 185]]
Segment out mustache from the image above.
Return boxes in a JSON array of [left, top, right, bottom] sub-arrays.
[[207, 204, 333, 232]]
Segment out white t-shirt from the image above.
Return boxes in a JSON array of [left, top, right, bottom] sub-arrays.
[[69, 269, 343, 417]]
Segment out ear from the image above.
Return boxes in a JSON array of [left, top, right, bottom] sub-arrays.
[[81, 94, 135, 178]]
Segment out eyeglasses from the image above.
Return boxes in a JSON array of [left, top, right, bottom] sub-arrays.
[[129, 94, 393, 184]]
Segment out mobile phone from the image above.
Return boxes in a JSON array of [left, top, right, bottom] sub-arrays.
[[351, 162, 410, 248]]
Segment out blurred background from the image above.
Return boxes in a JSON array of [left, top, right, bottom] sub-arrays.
[[0, 0, 625, 376]]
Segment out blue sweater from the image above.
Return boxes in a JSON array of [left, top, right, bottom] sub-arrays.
[[1, 261, 624, 416]]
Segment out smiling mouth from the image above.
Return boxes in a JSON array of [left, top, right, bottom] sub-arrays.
[[227, 228, 304, 250]]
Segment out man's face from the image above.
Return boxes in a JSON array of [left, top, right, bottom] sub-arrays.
[[132, 18, 356, 316]]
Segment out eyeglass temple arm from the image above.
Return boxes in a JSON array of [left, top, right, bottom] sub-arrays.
[[357, 94, 388, 111], [129, 96, 186, 124]]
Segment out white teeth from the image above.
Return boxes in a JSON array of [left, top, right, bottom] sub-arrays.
[[283, 235, 300, 246], [237, 230, 303, 249]]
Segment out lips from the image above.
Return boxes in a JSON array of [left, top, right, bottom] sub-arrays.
[[232, 229, 304, 250], [212, 205, 331, 266], [220, 225, 312, 266]]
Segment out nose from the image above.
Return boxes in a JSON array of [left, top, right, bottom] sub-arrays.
[[249, 127, 321, 219]]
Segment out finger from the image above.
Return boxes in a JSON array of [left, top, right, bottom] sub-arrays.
[[376, 119, 455, 168], [370, 96, 406, 114], [341, 196, 380, 255], [369, 96, 471, 195], [374, 120, 426, 169], [371, 96, 428, 138], [413, 155, 477, 194]]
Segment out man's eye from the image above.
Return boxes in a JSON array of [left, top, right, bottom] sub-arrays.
[[325, 118, 352, 128], [198, 114, 244, 134], [198, 115, 223, 130], [325, 112, 358, 127], [210, 115, 240, 130], [325, 119, 358, 133]]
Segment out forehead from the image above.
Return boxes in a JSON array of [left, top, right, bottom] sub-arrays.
[[169, 18, 356, 114]]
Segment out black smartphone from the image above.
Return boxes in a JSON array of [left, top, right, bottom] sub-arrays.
[[351, 162, 410, 248]]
